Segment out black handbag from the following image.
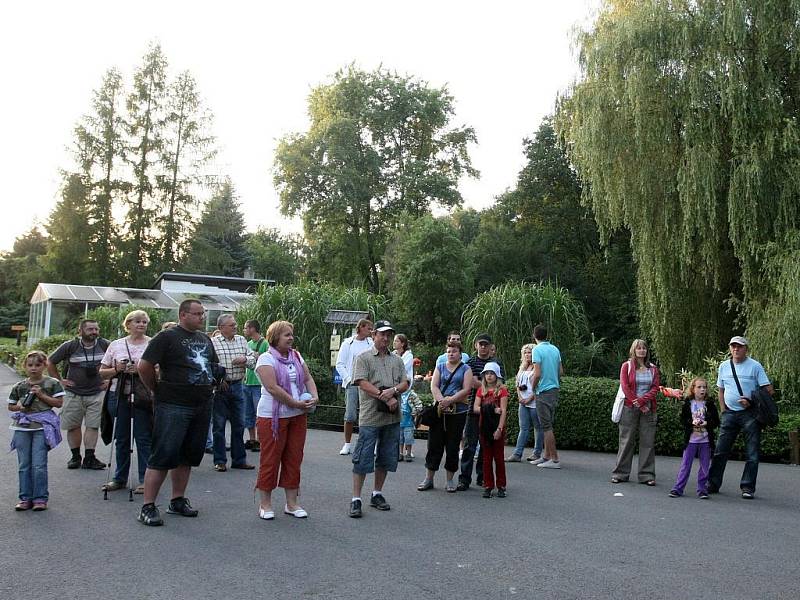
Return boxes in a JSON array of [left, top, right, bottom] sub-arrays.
[[729, 359, 778, 427]]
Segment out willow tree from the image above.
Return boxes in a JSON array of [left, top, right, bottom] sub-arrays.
[[557, 0, 800, 390]]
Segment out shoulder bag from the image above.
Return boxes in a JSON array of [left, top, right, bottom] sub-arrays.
[[729, 359, 778, 428]]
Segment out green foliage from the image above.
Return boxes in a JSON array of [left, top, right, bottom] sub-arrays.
[[385, 215, 472, 343], [236, 282, 388, 367], [461, 282, 592, 376], [0, 228, 48, 307], [185, 180, 250, 277], [246, 228, 306, 283], [0, 302, 30, 336], [41, 174, 93, 285], [409, 342, 440, 378], [274, 65, 478, 292], [557, 0, 800, 386]]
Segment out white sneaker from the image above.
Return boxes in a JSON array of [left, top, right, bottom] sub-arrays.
[[339, 443, 352, 455], [529, 457, 546, 466], [537, 460, 561, 469]]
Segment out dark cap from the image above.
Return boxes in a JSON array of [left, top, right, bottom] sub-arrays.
[[374, 320, 395, 333], [475, 333, 492, 344]]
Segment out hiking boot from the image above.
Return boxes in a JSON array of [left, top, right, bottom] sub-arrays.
[[67, 455, 81, 469], [167, 496, 198, 517], [138, 503, 163, 526], [82, 455, 106, 470]]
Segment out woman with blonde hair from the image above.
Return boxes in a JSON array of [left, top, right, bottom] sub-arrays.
[[99, 309, 154, 494], [506, 343, 544, 463], [611, 339, 661, 485], [254, 321, 318, 520]]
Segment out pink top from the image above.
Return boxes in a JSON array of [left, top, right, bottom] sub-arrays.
[[101, 337, 150, 392]]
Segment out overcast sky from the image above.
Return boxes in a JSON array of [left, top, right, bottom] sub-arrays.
[[0, 0, 601, 252]]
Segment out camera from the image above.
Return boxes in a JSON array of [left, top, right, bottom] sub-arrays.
[[21, 391, 36, 409], [519, 384, 528, 392], [84, 364, 99, 378]]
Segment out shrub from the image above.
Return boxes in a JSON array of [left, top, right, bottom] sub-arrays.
[[73, 305, 171, 340]]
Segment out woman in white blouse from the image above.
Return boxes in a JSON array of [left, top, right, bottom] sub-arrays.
[[254, 320, 318, 520], [506, 343, 544, 463]]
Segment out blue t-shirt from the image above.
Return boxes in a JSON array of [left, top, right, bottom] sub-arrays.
[[532, 341, 561, 394], [717, 357, 770, 412], [436, 352, 469, 366]]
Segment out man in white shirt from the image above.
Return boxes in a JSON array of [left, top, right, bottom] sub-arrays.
[[336, 319, 373, 455]]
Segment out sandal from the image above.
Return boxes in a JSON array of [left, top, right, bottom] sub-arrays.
[[134, 484, 145, 495], [102, 480, 126, 492], [417, 479, 433, 491]]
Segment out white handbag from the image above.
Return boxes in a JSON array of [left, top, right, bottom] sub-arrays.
[[611, 385, 625, 423]]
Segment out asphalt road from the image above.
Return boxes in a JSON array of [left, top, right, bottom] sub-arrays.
[[1, 363, 798, 599]]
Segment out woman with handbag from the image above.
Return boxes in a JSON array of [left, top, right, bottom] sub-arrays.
[[417, 341, 472, 493], [99, 310, 154, 494], [611, 339, 661, 485]]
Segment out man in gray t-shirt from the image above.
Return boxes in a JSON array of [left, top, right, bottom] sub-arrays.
[[348, 320, 408, 518], [47, 319, 109, 470]]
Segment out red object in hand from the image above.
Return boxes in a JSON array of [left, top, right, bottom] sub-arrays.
[[413, 358, 422, 367]]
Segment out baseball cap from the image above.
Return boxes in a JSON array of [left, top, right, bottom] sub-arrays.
[[475, 333, 492, 344], [374, 320, 395, 332], [729, 335, 749, 347]]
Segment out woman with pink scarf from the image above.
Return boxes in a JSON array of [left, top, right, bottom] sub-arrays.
[[254, 320, 318, 520]]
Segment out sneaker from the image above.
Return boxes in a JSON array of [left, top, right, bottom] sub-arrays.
[[32, 501, 47, 511], [497, 487, 507, 498], [15, 500, 32, 511], [370, 493, 391, 511], [82, 455, 106, 470], [505, 455, 522, 463], [349, 498, 362, 518], [698, 492, 709, 500], [167, 497, 198, 517], [409, 451, 414, 458], [525, 454, 541, 462], [482, 488, 492, 498], [417, 479, 434, 491], [537, 460, 561, 469], [741, 490, 755, 500], [404, 452, 413, 463], [529, 457, 547, 466], [398, 453, 404, 462], [456, 482, 469, 492], [668, 490, 680, 498], [138, 503, 163, 526], [67, 455, 81, 469], [244, 440, 254, 451], [204, 447, 213, 454], [339, 442, 352, 455]]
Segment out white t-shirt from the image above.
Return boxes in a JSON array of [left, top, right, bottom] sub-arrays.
[[255, 352, 306, 419], [517, 370, 535, 403]]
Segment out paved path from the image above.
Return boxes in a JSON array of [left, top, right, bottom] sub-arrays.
[[1, 364, 797, 599]]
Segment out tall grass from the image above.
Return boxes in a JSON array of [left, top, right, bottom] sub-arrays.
[[461, 282, 591, 375], [236, 282, 388, 366]]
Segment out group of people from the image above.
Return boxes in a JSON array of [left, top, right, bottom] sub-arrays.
[[7, 302, 774, 522]]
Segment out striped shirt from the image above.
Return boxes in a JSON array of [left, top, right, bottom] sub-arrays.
[[212, 334, 256, 382]]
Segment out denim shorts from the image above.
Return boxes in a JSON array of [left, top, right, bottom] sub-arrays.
[[343, 385, 360, 423], [400, 425, 415, 446], [536, 389, 559, 431], [352, 423, 401, 474], [149, 399, 212, 470]]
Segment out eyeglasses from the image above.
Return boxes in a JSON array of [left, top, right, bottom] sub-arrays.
[[188, 311, 206, 317]]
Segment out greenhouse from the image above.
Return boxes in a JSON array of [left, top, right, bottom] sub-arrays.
[[27, 273, 269, 345]]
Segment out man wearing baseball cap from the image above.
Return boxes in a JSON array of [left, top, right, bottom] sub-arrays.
[[348, 320, 409, 517], [708, 335, 774, 499]]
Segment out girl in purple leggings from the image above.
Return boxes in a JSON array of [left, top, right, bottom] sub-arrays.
[[669, 378, 720, 499]]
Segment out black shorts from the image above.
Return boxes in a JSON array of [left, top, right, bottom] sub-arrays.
[[148, 399, 212, 470]]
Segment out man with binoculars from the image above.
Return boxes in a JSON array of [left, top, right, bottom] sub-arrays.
[[47, 319, 110, 470]]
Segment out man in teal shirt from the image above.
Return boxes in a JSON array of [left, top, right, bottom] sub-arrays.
[[243, 319, 269, 452], [530, 324, 564, 469]]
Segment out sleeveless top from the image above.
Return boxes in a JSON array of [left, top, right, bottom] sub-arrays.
[[437, 362, 469, 414]]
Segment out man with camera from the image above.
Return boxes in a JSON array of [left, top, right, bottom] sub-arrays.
[[47, 319, 110, 470], [348, 320, 409, 518]]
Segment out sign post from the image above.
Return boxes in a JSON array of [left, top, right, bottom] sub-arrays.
[[11, 325, 25, 346]]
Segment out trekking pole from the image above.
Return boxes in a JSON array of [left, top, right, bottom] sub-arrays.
[[128, 382, 135, 502], [104, 371, 125, 501]]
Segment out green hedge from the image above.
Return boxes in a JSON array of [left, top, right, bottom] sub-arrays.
[[416, 376, 799, 462]]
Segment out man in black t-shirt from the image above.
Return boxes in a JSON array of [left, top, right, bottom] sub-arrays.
[[136, 299, 221, 526], [457, 333, 504, 491]]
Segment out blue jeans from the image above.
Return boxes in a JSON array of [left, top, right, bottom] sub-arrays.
[[708, 409, 761, 492], [213, 381, 247, 466], [512, 404, 544, 458], [14, 430, 49, 502], [108, 392, 153, 484], [243, 384, 261, 430]]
